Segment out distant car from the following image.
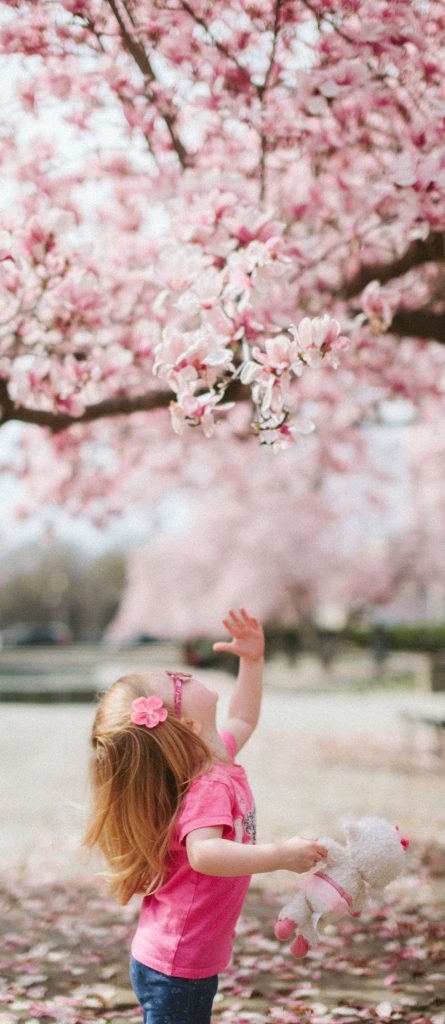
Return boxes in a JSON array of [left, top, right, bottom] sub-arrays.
[[0, 621, 72, 647], [131, 633, 159, 644]]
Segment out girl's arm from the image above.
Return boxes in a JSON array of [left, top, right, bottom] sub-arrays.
[[213, 608, 264, 753], [186, 826, 328, 877]]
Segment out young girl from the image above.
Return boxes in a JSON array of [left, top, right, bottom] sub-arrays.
[[84, 608, 327, 1024]]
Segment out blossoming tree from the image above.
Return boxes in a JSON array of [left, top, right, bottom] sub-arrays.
[[1, 0, 445, 639], [1, 0, 445, 464]]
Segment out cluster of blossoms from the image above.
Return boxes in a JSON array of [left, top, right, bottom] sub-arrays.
[[152, 318, 349, 446], [0, 212, 156, 416], [152, 230, 349, 445], [240, 317, 350, 443], [1, 200, 350, 445], [360, 282, 402, 333], [1, 0, 445, 463]]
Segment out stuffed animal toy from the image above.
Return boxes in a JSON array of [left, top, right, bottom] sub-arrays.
[[274, 816, 409, 958]]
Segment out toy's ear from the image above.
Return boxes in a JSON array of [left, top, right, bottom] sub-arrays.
[[342, 820, 360, 840]]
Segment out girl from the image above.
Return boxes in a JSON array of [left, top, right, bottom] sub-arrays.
[[84, 608, 327, 1024]]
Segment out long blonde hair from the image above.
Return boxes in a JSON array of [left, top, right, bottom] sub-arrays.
[[83, 673, 212, 904]]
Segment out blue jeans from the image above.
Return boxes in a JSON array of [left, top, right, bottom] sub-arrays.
[[129, 955, 218, 1024]]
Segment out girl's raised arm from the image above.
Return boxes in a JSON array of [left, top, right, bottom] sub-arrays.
[[213, 608, 264, 753]]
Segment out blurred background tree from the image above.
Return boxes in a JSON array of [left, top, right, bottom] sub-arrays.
[[0, 543, 126, 641]]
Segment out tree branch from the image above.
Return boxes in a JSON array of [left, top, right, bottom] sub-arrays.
[[178, 0, 247, 74], [259, 0, 283, 203], [342, 231, 445, 298], [390, 307, 445, 344], [258, 0, 283, 99], [0, 387, 173, 434], [0, 379, 249, 434], [299, 0, 357, 46], [104, 0, 190, 168]]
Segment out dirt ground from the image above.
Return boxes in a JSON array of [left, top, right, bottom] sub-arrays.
[[1, 858, 444, 1024]]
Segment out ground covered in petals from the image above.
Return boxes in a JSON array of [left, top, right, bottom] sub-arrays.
[[1, 842, 444, 1024]]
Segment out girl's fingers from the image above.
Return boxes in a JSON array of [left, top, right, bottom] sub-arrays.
[[222, 616, 246, 638], [227, 608, 258, 628], [240, 608, 257, 624], [221, 619, 243, 637], [221, 609, 262, 646], [227, 609, 242, 627], [228, 607, 250, 623]]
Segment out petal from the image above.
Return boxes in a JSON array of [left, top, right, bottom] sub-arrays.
[[310, 316, 329, 348], [266, 336, 288, 365], [132, 709, 146, 725], [240, 360, 262, 384], [146, 711, 160, 727], [305, 349, 323, 368], [295, 317, 313, 348], [325, 317, 341, 345], [132, 697, 148, 714], [146, 695, 163, 710], [202, 411, 215, 437], [131, 697, 152, 725], [290, 359, 304, 377]]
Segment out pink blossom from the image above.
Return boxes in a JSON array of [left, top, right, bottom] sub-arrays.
[[361, 282, 399, 332], [154, 327, 235, 399], [130, 695, 168, 728], [251, 336, 303, 376], [290, 317, 348, 369], [170, 391, 235, 438], [0, 231, 14, 263]]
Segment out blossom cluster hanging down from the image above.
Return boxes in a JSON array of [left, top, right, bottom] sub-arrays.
[[152, 232, 349, 446]]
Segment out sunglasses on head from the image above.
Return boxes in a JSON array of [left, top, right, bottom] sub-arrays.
[[166, 671, 193, 719]]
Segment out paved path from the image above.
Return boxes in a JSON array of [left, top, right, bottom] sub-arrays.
[[2, 664, 444, 884]]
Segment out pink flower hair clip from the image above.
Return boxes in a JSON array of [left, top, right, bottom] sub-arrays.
[[131, 695, 168, 729]]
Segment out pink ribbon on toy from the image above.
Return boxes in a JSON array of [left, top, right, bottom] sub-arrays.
[[297, 870, 353, 919]]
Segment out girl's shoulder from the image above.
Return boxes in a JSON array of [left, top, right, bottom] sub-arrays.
[[184, 731, 242, 799], [190, 761, 233, 791]]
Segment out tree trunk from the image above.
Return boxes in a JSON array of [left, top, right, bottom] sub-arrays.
[[430, 649, 445, 692]]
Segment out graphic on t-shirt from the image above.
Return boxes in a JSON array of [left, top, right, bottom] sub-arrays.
[[231, 773, 256, 845], [234, 805, 256, 844], [244, 807, 256, 843]]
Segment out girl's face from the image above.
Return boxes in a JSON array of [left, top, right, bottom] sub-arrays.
[[137, 670, 218, 730], [176, 674, 218, 729]]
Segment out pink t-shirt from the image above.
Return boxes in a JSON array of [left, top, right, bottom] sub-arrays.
[[131, 731, 256, 978]]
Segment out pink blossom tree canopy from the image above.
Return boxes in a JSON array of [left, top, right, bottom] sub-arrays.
[[1, 0, 445, 460]]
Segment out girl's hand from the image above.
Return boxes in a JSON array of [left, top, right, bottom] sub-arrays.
[[213, 608, 265, 662], [279, 838, 328, 873]]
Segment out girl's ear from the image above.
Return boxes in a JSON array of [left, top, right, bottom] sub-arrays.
[[181, 718, 203, 736]]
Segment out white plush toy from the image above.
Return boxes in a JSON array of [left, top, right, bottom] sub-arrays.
[[274, 816, 409, 958]]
